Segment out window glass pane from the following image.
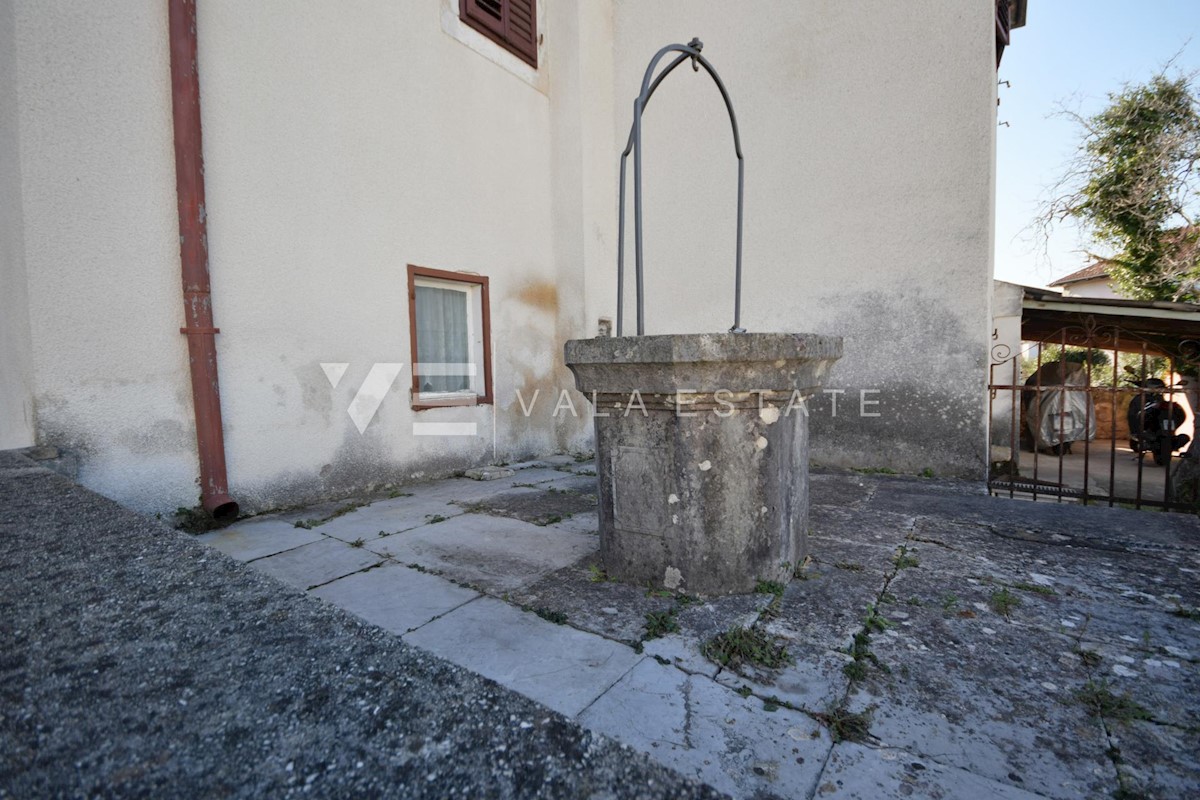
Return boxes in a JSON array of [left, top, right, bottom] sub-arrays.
[[415, 285, 471, 393]]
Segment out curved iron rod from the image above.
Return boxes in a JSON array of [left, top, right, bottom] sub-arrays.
[[615, 40, 746, 335]]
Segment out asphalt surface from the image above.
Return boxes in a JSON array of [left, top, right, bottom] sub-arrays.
[[0, 450, 725, 799]]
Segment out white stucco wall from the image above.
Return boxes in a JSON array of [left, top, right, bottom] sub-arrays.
[[0, 0, 35, 450], [606, 1, 997, 477]]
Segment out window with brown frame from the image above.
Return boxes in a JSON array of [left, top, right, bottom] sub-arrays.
[[407, 265, 493, 410], [459, 0, 537, 68]]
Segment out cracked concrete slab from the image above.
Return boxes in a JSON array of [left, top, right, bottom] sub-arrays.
[[403, 596, 643, 717], [458, 485, 597, 527], [249, 537, 384, 591], [579, 657, 832, 799], [315, 494, 470, 542], [507, 559, 675, 644], [195, 517, 325, 561], [362, 513, 599, 593], [311, 562, 479, 634]]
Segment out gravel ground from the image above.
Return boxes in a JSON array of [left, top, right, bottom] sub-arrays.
[[0, 452, 725, 799]]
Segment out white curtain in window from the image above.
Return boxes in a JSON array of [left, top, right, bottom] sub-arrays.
[[415, 285, 470, 393]]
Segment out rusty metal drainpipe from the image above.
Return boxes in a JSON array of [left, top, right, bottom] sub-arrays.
[[169, 0, 238, 521]]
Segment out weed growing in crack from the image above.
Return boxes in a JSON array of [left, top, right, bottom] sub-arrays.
[[587, 564, 610, 583], [1012, 581, 1056, 596], [349, 538, 365, 548], [989, 587, 1021, 618], [387, 489, 414, 499], [940, 593, 959, 611], [793, 556, 818, 581], [425, 514, 448, 524], [701, 626, 793, 671], [817, 703, 873, 743], [833, 562, 865, 572], [892, 545, 919, 569], [754, 579, 786, 598], [1075, 680, 1151, 724], [1078, 649, 1103, 668], [643, 609, 680, 640], [1170, 604, 1200, 622], [863, 605, 891, 633], [294, 519, 317, 530], [532, 607, 568, 625], [906, 596, 923, 607]]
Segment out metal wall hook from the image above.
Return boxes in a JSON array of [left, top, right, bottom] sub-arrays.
[[616, 40, 746, 336]]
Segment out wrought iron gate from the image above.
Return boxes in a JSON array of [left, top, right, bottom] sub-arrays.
[[988, 316, 1200, 511]]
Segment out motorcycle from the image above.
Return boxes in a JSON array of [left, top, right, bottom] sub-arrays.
[[1126, 376, 1190, 467]]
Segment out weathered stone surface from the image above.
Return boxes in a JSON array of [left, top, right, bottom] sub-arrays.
[[579, 658, 832, 799], [459, 485, 598, 527], [817, 743, 1047, 800], [565, 332, 842, 597], [403, 597, 644, 717], [464, 465, 515, 480]]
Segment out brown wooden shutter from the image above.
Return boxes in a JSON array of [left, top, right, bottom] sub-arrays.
[[504, 0, 537, 66], [460, 0, 537, 68], [463, 0, 504, 38]]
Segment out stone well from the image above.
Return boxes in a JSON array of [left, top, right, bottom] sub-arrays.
[[564, 332, 841, 596]]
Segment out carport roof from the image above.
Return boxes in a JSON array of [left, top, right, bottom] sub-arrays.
[[1018, 285, 1200, 360]]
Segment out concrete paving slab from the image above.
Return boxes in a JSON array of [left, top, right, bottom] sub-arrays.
[[403, 596, 643, 717], [642, 634, 720, 678], [580, 658, 832, 799], [459, 485, 597, 527], [250, 537, 384, 591], [816, 742, 1046, 799], [712, 649, 851, 716], [363, 513, 599, 593], [545, 510, 600, 535], [508, 559, 674, 644], [311, 562, 479, 634], [195, 517, 325, 561], [315, 494, 469, 542]]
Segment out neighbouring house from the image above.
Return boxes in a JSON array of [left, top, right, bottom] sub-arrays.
[[1049, 261, 1123, 299], [1, 1, 1020, 516]]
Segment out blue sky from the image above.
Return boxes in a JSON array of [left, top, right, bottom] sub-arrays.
[[994, 0, 1200, 288]]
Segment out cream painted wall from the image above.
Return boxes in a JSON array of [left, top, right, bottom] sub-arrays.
[[9, 0, 997, 513], [0, 0, 35, 450], [607, 1, 997, 477], [194, 0, 577, 511], [12, 1, 198, 509]]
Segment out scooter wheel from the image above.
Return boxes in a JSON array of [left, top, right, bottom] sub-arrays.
[[1154, 439, 1172, 467]]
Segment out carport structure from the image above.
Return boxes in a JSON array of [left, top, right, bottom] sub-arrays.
[[990, 285, 1200, 510]]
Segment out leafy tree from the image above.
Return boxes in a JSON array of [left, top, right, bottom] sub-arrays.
[[1041, 71, 1200, 301]]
